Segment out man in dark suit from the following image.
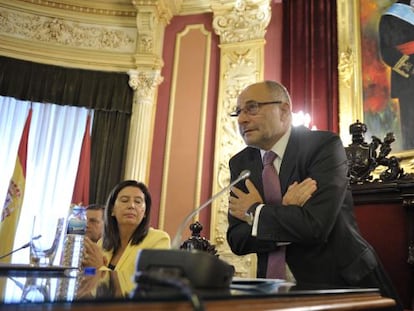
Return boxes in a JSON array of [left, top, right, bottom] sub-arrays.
[[226, 80, 402, 310], [379, 0, 414, 150]]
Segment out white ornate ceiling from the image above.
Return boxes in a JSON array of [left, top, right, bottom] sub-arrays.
[[0, 0, 222, 70]]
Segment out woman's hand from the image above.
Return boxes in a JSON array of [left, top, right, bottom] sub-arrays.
[[82, 236, 107, 268]]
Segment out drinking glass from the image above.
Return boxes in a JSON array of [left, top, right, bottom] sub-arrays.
[[30, 216, 64, 266]]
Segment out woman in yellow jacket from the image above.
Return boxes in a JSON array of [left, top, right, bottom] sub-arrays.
[[82, 180, 170, 293]]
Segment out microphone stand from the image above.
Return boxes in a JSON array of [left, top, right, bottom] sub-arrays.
[[0, 235, 41, 260], [171, 170, 250, 249], [135, 170, 250, 290]]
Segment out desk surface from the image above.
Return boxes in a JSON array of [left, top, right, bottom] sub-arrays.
[[0, 266, 396, 311]]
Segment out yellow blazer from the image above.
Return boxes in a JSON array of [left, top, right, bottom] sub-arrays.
[[78, 228, 171, 297], [97, 227, 170, 292]]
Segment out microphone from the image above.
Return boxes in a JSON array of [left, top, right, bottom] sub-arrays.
[[0, 235, 42, 260], [135, 170, 250, 289], [171, 169, 251, 249]]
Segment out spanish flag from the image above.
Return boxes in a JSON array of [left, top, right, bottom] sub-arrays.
[[0, 109, 32, 263]]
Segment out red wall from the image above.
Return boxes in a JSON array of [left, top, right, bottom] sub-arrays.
[[149, 13, 219, 240]]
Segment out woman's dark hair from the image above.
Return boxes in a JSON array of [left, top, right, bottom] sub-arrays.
[[102, 180, 152, 252]]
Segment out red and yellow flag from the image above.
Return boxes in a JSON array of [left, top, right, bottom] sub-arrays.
[[0, 109, 32, 263]]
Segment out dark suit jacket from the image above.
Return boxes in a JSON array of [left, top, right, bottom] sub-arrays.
[[227, 126, 378, 286]]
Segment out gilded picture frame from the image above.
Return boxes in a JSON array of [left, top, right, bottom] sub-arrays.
[[337, 0, 414, 174]]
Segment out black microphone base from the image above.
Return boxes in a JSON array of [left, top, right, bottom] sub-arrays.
[[135, 249, 235, 289]]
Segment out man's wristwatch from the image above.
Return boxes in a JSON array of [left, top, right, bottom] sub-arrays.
[[245, 202, 261, 226]]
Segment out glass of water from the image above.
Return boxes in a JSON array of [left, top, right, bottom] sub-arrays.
[[30, 216, 64, 266]]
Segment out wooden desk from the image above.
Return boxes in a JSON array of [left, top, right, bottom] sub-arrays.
[[3, 293, 393, 311], [0, 270, 396, 311]]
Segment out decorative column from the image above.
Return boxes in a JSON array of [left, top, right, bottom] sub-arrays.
[[126, 70, 163, 182], [124, 1, 175, 182], [336, 0, 363, 146], [210, 0, 271, 278]]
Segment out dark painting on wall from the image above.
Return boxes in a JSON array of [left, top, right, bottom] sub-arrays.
[[360, 0, 414, 152]]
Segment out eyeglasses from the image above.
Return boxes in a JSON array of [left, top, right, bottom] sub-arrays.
[[230, 100, 282, 117]]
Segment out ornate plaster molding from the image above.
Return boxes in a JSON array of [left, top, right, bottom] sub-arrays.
[[131, 1, 174, 71], [210, 0, 270, 278], [133, 0, 179, 25], [336, 0, 363, 146], [128, 69, 164, 102], [210, 46, 263, 278], [338, 47, 354, 89], [3, 0, 136, 17], [212, 0, 271, 44], [0, 7, 136, 52], [134, 8, 165, 55], [179, 0, 211, 15]]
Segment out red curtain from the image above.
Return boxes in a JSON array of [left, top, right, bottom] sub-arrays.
[[281, 0, 338, 132], [71, 113, 91, 206]]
